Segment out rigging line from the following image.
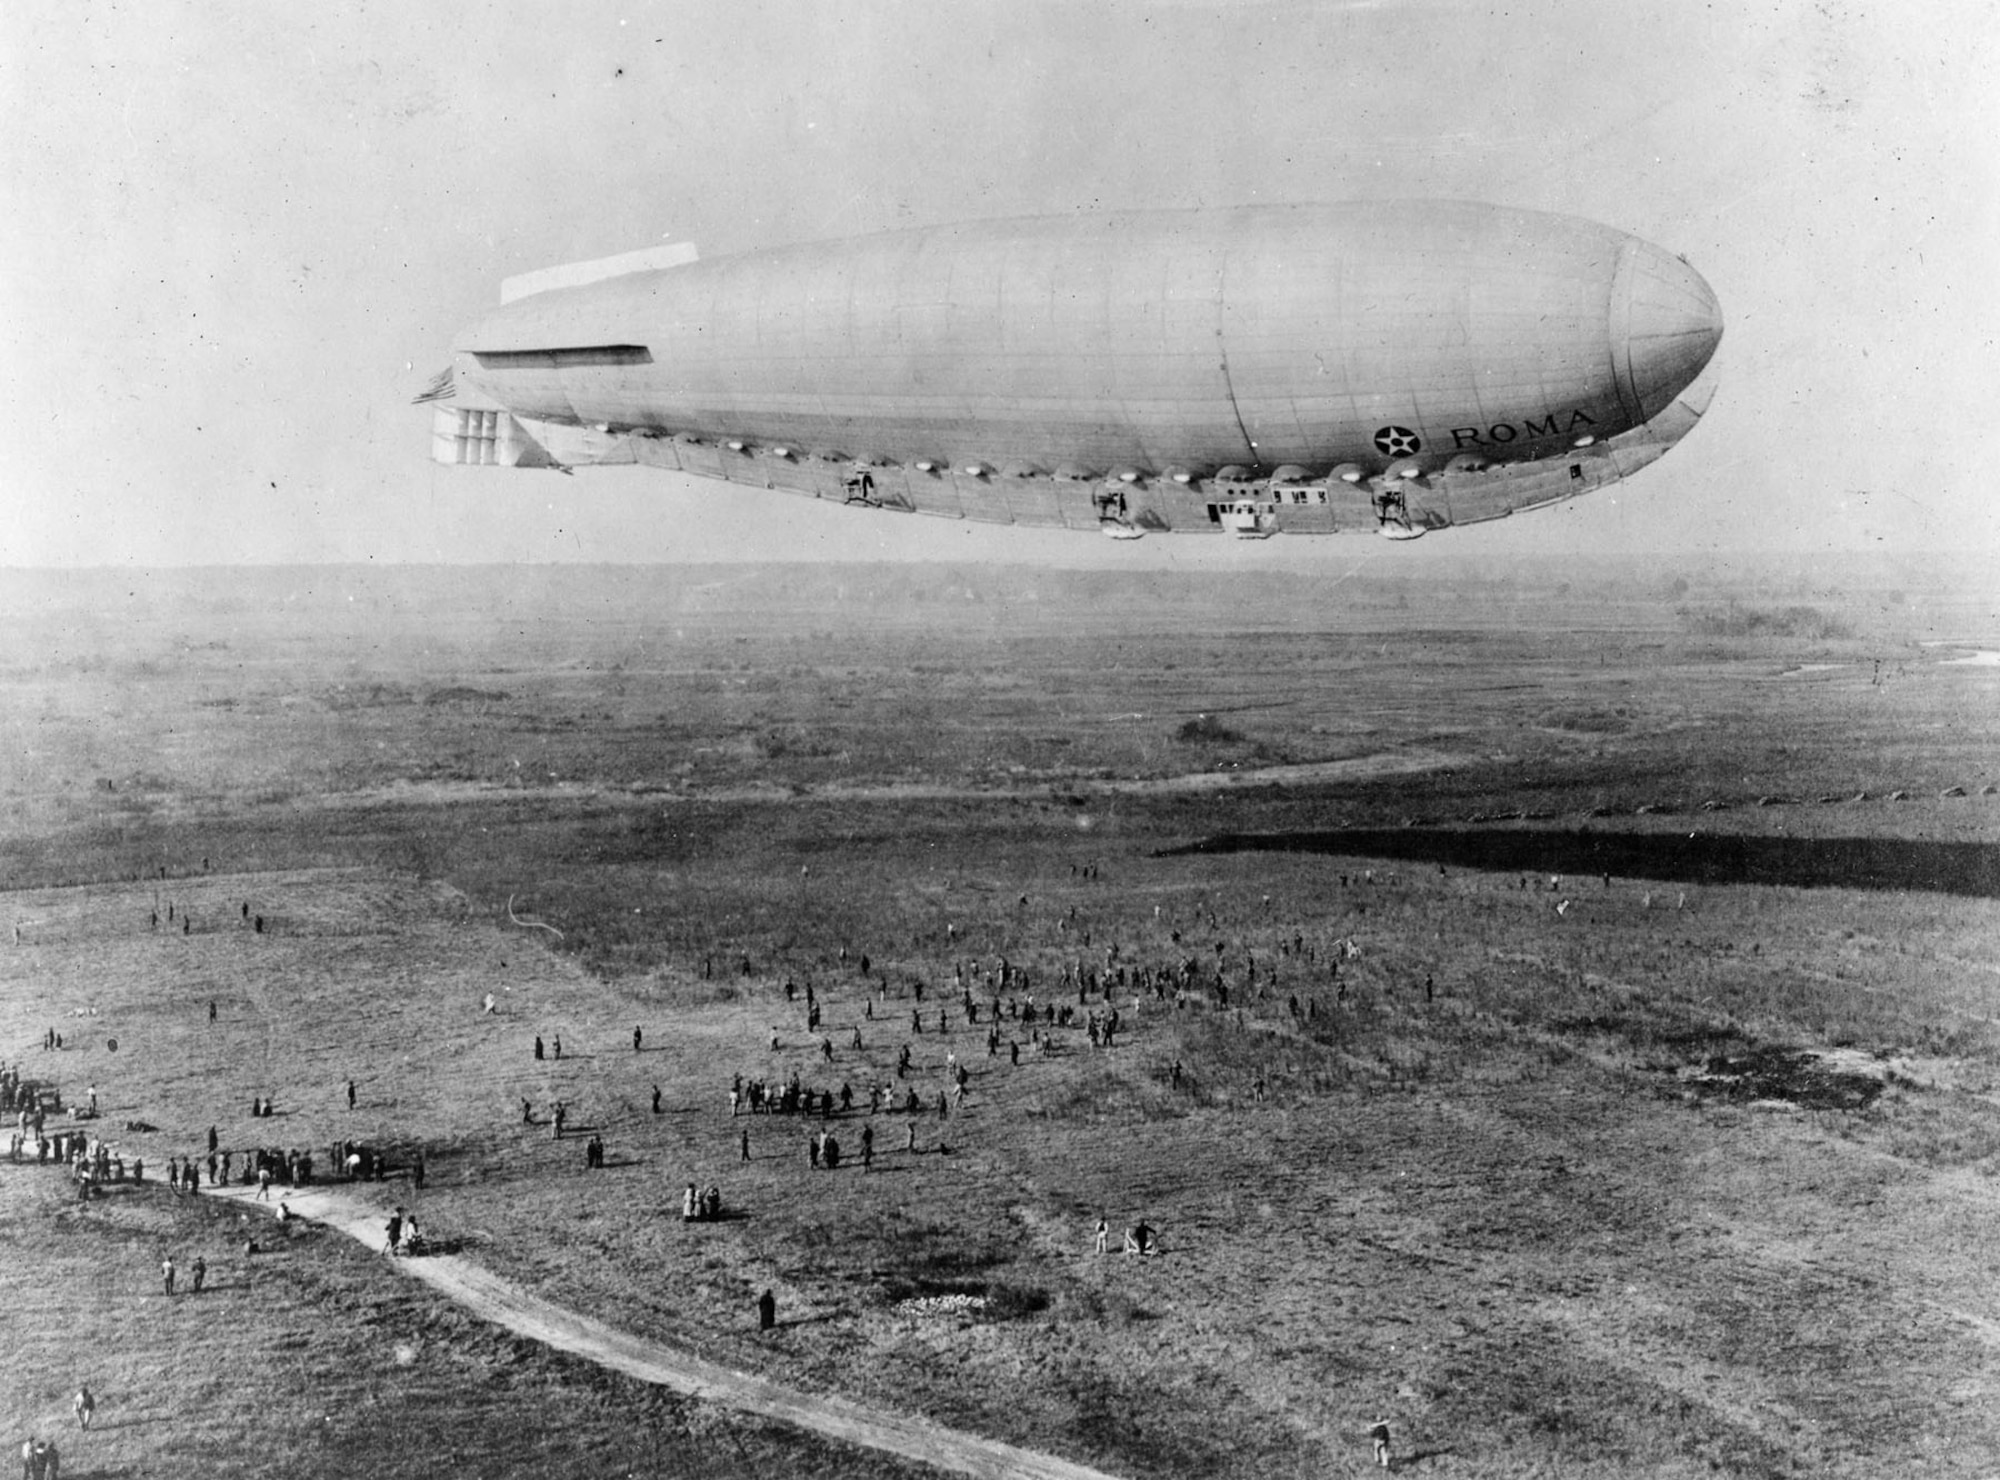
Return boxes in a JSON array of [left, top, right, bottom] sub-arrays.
[[1212, 256, 1261, 472]]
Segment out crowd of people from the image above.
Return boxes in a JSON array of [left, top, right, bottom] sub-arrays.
[[2, 862, 1457, 1473]]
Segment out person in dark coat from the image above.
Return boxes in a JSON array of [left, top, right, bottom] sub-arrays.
[[757, 1288, 776, 1331]]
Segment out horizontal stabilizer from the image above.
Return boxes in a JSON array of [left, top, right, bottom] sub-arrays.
[[501, 243, 699, 304]]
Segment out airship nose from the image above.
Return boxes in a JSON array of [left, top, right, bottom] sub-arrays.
[[1611, 238, 1723, 424]]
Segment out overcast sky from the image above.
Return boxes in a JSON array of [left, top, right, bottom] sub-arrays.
[[5, 0, 1995, 569]]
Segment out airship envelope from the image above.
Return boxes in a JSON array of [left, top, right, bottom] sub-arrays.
[[422, 202, 1720, 541]]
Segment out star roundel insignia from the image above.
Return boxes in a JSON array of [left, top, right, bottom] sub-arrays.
[[1374, 425, 1422, 458]]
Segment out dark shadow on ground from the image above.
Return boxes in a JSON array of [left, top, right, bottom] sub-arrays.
[[396, 1235, 472, 1256], [1399, 1445, 1458, 1468], [1161, 828, 2000, 898], [773, 1311, 842, 1330]]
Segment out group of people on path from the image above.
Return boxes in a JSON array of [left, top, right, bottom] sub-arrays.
[[383, 1206, 426, 1256]]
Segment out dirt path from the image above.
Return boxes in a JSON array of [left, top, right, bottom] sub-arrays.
[[211, 1183, 1123, 1480]]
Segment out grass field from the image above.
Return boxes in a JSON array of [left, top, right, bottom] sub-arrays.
[[1, 559, 1995, 1477]]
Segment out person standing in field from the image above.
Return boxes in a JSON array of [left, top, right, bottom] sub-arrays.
[[190, 1257, 206, 1293], [71, 1387, 93, 1430], [1370, 1419, 1391, 1468], [160, 1255, 175, 1295]]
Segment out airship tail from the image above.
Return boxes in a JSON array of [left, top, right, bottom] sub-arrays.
[[498, 242, 699, 305]]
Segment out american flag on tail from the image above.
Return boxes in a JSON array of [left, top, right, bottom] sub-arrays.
[[411, 366, 455, 405]]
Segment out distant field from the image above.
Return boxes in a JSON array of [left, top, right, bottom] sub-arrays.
[[1, 562, 1996, 1478]]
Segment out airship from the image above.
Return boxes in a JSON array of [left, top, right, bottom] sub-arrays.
[[419, 202, 1720, 540]]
